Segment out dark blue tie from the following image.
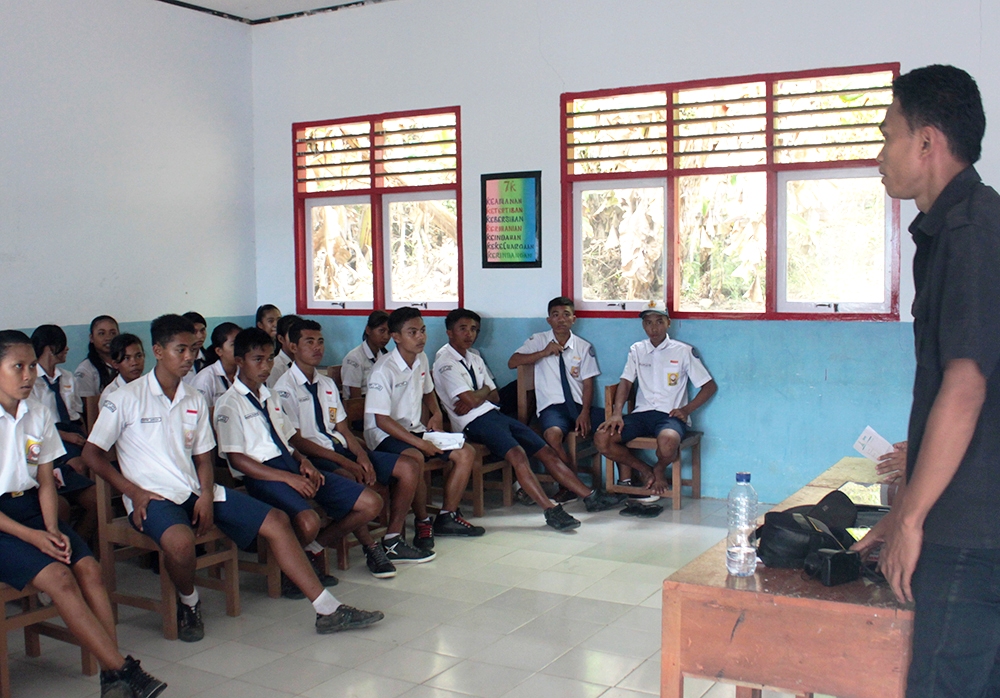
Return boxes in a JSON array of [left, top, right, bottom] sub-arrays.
[[304, 381, 333, 439], [220, 375, 230, 391], [245, 392, 299, 473], [461, 361, 478, 390], [558, 351, 580, 420], [44, 375, 72, 424]]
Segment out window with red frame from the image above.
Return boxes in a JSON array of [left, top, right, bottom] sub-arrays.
[[561, 64, 900, 319], [293, 108, 462, 314]]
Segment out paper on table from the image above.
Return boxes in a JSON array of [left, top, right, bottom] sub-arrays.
[[853, 426, 893, 462]]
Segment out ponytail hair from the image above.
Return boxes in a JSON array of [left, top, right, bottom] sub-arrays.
[[86, 315, 119, 390], [204, 322, 242, 366]]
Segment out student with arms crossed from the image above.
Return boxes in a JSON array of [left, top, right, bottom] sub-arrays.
[[74, 315, 120, 431], [276, 320, 432, 578], [342, 310, 391, 400], [595, 308, 717, 497], [83, 315, 382, 642], [0, 330, 165, 698], [366, 307, 482, 550]]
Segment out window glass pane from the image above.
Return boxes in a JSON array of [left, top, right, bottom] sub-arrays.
[[674, 82, 767, 169], [677, 173, 767, 313], [310, 203, 373, 302], [568, 92, 668, 174], [785, 177, 885, 303], [388, 199, 459, 303], [580, 187, 664, 303], [378, 114, 458, 187], [296, 123, 371, 192]]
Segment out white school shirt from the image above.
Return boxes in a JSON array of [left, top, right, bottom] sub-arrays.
[[266, 349, 294, 389], [190, 361, 235, 411], [620, 336, 713, 421], [74, 359, 114, 398], [363, 348, 434, 450], [432, 344, 497, 432], [515, 331, 600, 415], [0, 399, 65, 495], [32, 366, 83, 423], [99, 374, 130, 404], [215, 379, 297, 479], [341, 342, 386, 400], [181, 365, 197, 386], [275, 363, 348, 450], [88, 371, 223, 513]]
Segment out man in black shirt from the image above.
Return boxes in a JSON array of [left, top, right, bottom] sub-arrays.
[[854, 65, 1000, 697]]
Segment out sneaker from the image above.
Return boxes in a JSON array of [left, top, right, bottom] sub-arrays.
[[316, 604, 385, 634], [544, 504, 581, 531], [120, 655, 167, 698], [364, 542, 397, 579], [307, 550, 340, 587], [99, 669, 132, 698], [413, 518, 435, 550], [176, 600, 204, 642], [433, 510, 486, 537], [383, 536, 436, 563], [584, 489, 628, 512], [281, 573, 306, 600], [514, 486, 536, 506], [553, 487, 579, 504]]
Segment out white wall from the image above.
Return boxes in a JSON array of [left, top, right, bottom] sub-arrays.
[[0, 0, 256, 328], [250, 0, 1000, 317]]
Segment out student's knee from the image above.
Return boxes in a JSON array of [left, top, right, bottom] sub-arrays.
[[77, 485, 97, 510], [158, 524, 196, 562], [72, 556, 104, 590], [34, 562, 76, 597], [294, 509, 321, 543], [452, 445, 475, 470], [259, 507, 293, 540], [535, 445, 563, 469], [505, 446, 530, 471], [594, 429, 614, 451], [402, 448, 426, 466], [393, 455, 419, 484], [543, 427, 565, 448], [656, 431, 681, 459], [356, 489, 382, 520]]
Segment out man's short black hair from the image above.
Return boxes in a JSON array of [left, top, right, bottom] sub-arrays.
[[547, 296, 575, 314], [0, 330, 32, 362], [255, 304, 279, 324], [893, 65, 986, 165], [445, 308, 481, 331], [31, 325, 67, 358], [234, 327, 275, 359], [388, 307, 422, 335], [182, 311, 207, 327], [276, 314, 302, 338], [288, 319, 322, 344], [109, 334, 143, 363], [150, 314, 196, 347]]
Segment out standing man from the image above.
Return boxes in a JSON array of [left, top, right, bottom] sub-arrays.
[[853, 65, 1000, 696]]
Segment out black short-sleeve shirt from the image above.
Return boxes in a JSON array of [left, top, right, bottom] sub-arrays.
[[907, 166, 1000, 548]]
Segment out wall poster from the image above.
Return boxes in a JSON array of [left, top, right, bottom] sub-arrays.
[[481, 171, 541, 268]]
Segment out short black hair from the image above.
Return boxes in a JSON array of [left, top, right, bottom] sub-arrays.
[[363, 310, 390, 341], [234, 327, 275, 359], [109, 334, 143, 363], [0, 330, 33, 362], [388, 307, 422, 335], [182, 311, 207, 327], [288, 319, 322, 344], [547, 296, 575, 314], [150, 314, 196, 347], [255, 304, 280, 324], [445, 308, 481, 331], [893, 65, 986, 165], [276, 314, 302, 338], [30, 325, 67, 358]]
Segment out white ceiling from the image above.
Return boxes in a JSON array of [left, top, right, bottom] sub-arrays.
[[159, 0, 384, 22]]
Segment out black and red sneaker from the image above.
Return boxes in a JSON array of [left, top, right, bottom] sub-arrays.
[[413, 517, 435, 550], [433, 509, 486, 537]]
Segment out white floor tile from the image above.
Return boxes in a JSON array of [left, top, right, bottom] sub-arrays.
[[499, 672, 606, 698], [541, 647, 644, 686], [301, 668, 415, 698], [469, 634, 570, 672], [179, 641, 284, 678], [424, 659, 531, 698], [405, 623, 504, 658]]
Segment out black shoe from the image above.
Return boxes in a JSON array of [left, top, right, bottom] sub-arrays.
[[281, 573, 306, 600], [553, 487, 579, 504], [383, 536, 436, 564], [120, 655, 167, 698], [364, 542, 397, 579], [177, 600, 204, 642], [545, 504, 581, 531], [413, 518, 436, 550], [99, 669, 132, 698], [316, 604, 384, 633], [307, 550, 339, 587], [514, 487, 536, 506], [584, 489, 627, 512], [433, 510, 486, 537]]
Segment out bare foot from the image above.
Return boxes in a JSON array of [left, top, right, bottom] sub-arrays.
[[650, 472, 669, 495]]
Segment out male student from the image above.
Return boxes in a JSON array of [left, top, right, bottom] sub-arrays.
[[365, 307, 482, 550], [851, 65, 1000, 698], [266, 314, 301, 389], [275, 320, 433, 577], [83, 315, 382, 642], [595, 308, 717, 496], [435, 309, 625, 531], [181, 312, 208, 373]]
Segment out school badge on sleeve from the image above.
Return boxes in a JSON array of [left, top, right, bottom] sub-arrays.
[[329, 406, 337, 424], [25, 436, 41, 464]]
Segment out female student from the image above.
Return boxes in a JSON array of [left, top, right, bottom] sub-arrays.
[[190, 322, 241, 414], [100, 334, 145, 403], [74, 316, 119, 430], [0, 330, 165, 698], [341, 310, 391, 400], [255, 304, 281, 342]]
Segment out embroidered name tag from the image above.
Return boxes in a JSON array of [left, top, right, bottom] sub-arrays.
[[244, 412, 259, 420], [140, 417, 162, 424]]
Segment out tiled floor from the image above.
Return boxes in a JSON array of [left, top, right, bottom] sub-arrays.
[[6, 497, 820, 697]]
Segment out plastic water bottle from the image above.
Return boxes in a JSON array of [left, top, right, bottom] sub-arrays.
[[726, 472, 758, 577]]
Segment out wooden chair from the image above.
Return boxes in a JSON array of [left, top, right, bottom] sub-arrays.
[[327, 365, 342, 390], [515, 364, 602, 486], [0, 583, 97, 697], [602, 384, 702, 510], [237, 536, 282, 599], [95, 474, 241, 640]]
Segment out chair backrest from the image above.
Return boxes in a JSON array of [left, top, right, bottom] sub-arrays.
[[342, 396, 364, 425], [94, 473, 118, 527], [604, 382, 639, 418], [515, 364, 536, 425], [328, 365, 343, 389]]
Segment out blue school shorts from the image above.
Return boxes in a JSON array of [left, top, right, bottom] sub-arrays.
[[375, 433, 455, 461], [620, 410, 687, 444], [0, 489, 93, 590], [312, 443, 397, 486], [538, 403, 606, 436], [244, 469, 364, 523], [465, 409, 547, 461], [54, 466, 95, 498], [130, 487, 271, 551]]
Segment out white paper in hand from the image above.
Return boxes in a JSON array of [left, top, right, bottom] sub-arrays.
[[424, 431, 465, 451], [853, 426, 893, 462]]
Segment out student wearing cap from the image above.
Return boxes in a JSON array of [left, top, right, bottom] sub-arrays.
[[595, 308, 717, 496]]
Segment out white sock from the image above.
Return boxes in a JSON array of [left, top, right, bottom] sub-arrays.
[[179, 589, 199, 607], [439, 510, 452, 516], [305, 541, 324, 554], [420, 516, 432, 523], [384, 532, 400, 542], [312, 589, 341, 615]]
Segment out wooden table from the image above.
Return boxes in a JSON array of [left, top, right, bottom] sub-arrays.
[[661, 457, 913, 698]]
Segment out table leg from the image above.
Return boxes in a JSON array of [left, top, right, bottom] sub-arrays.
[[661, 587, 683, 698], [735, 688, 762, 698]]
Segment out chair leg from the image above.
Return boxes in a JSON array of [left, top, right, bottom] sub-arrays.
[[471, 467, 484, 518], [671, 453, 682, 511], [160, 564, 178, 641], [691, 441, 702, 499], [336, 539, 350, 571], [80, 647, 98, 676], [590, 453, 602, 490], [0, 627, 10, 698], [224, 545, 240, 618], [263, 540, 282, 597], [502, 464, 513, 507], [99, 539, 119, 624]]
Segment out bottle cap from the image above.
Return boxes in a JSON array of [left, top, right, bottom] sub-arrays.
[[736, 472, 751, 483]]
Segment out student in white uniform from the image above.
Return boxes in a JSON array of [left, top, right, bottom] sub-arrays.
[[255, 304, 281, 342], [0, 330, 166, 698], [74, 315, 119, 430], [435, 309, 624, 531], [365, 307, 481, 550], [190, 322, 240, 414], [341, 310, 391, 400], [83, 315, 383, 642], [276, 320, 431, 578], [595, 308, 717, 495], [265, 314, 300, 389], [100, 334, 146, 404], [181, 312, 208, 373]]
